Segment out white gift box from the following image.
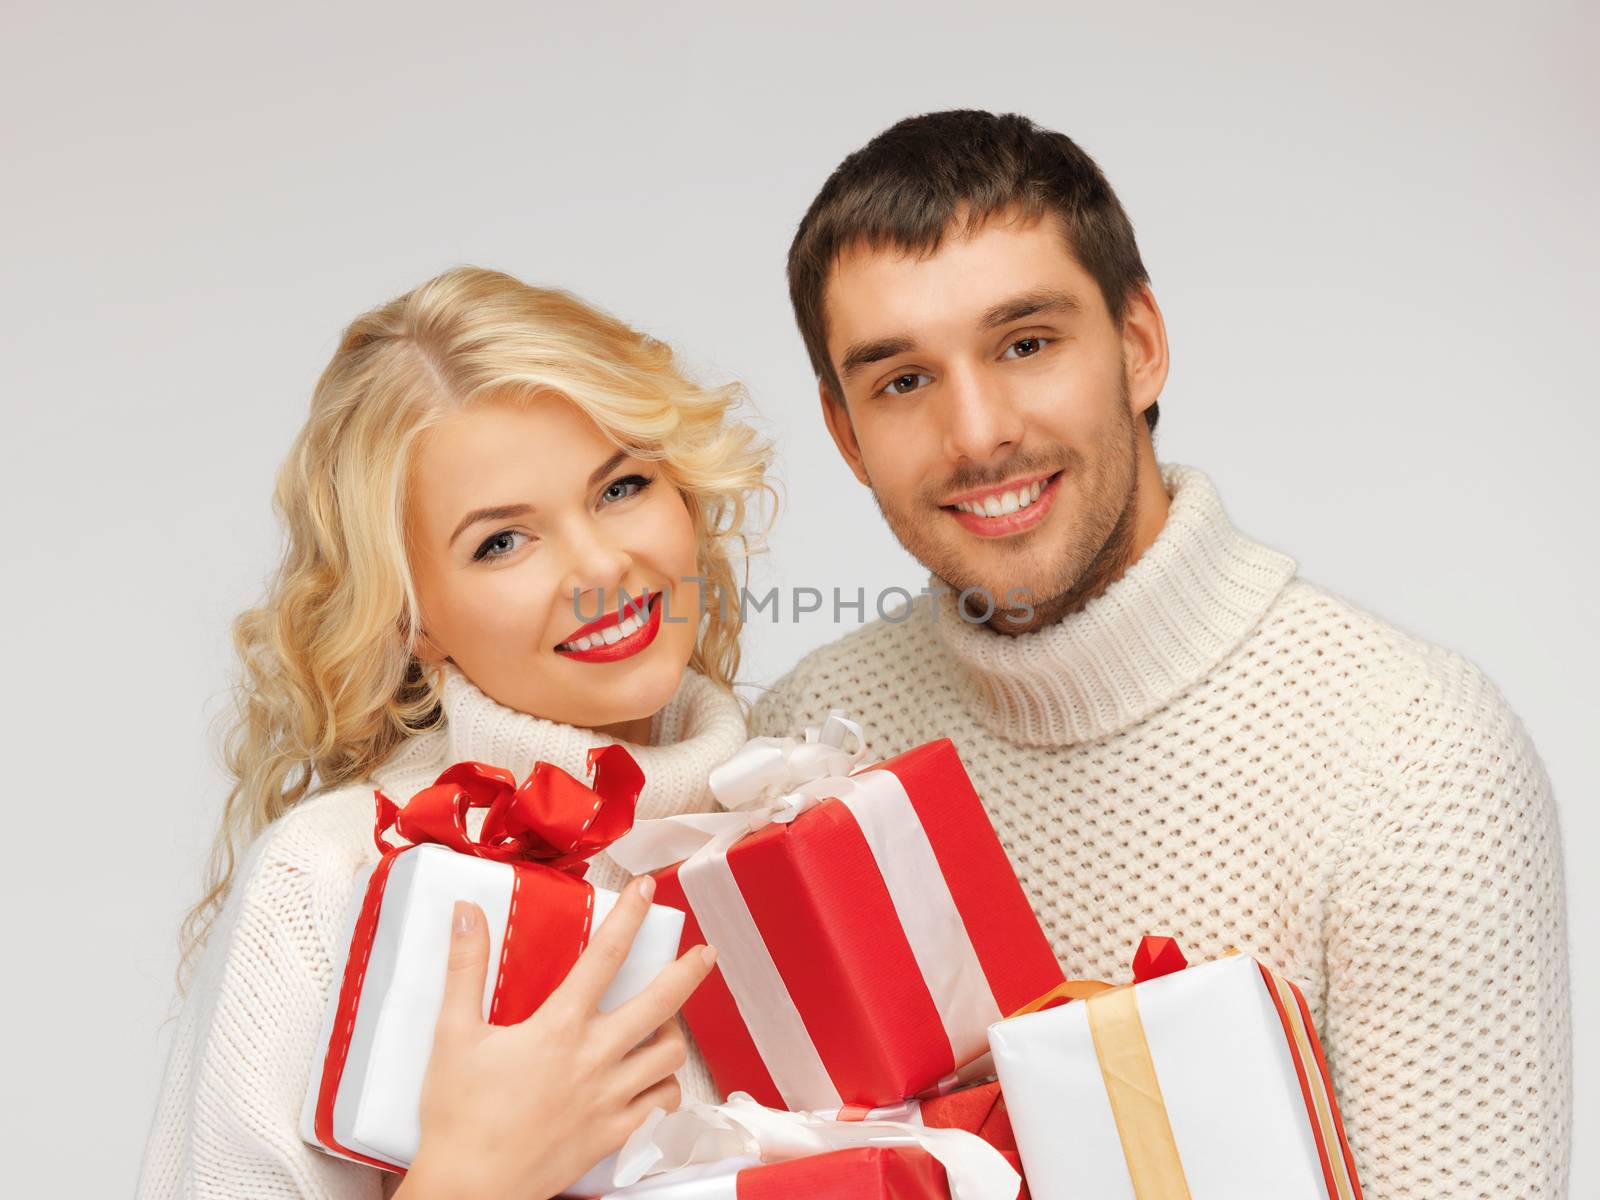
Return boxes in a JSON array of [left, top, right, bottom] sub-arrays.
[[988, 952, 1361, 1200], [300, 843, 685, 1170]]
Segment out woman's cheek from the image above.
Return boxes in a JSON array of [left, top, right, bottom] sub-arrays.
[[469, 556, 557, 646], [641, 486, 700, 579]]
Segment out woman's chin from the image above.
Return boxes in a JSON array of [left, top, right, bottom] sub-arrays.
[[551, 648, 690, 733]]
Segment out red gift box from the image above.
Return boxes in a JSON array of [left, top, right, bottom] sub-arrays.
[[598, 1146, 961, 1199], [611, 731, 1065, 1113], [738, 1146, 954, 1199], [918, 1083, 1030, 1200]]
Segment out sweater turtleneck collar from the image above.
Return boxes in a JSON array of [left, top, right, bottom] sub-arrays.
[[931, 463, 1296, 747], [372, 662, 749, 823]]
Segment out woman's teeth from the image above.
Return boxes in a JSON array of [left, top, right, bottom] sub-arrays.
[[561, 603, 650, 652], [954, 477, 1045, 518]]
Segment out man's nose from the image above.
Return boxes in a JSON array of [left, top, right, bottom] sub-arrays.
[[939, 363, 1025, 465]]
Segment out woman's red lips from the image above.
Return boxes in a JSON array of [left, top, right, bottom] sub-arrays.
[[559, 590, 653, 644], [555, 591, 663, 664]]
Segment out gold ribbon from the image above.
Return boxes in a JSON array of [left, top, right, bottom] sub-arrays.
[[1086, 986, 1192, 1199], [1010, 974, 1192, 1198]]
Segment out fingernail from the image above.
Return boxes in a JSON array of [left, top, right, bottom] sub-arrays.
[[453, 901, 479, 936], [637, 875, 656, 902], [699, 944, 717, 967]]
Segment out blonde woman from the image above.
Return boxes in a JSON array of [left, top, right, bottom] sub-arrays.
[[137, 267, 771, 1200]]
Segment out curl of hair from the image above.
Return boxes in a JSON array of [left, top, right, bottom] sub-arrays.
[[179, 267, 774, 987]]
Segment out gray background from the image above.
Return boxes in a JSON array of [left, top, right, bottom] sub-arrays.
[[2, 1, 1593, 1193]]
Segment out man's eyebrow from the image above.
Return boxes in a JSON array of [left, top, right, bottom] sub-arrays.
[[839, 335, 917, 382], [836, 290, 1083, 384], [981, 288, 1083, 329]]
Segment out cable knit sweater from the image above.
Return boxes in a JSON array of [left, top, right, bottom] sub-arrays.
[[749, 463, 1571, 1199], [137, 662, 749, 1200]]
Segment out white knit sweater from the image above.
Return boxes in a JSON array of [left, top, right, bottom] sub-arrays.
[[137, 662, 748, 1200], [749, 463, 1571, 1199]]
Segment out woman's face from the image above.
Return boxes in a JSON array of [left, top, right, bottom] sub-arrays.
[[406, 394, 701, 738]]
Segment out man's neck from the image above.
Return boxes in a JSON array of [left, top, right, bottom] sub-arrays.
[[990, 439, 1170, 635]]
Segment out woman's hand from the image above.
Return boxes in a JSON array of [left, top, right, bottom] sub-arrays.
[[394, 876, 716, 1200]]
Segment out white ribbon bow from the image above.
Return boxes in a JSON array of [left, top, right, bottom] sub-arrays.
[[611, 1092, 1020, 1200], [605, 711, 868, 875]]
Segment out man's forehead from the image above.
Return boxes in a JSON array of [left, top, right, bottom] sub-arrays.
[[828, 202, 1050, 276], [822, 211, 1092, 349]]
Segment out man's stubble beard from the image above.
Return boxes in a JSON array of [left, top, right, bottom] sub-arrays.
[[865, 368, 1142, 635]]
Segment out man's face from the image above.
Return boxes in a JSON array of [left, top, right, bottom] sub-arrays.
[[819, 210, 1164, 626]]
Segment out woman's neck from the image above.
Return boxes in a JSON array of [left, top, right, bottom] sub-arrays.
[[593, 712, 655, 745]]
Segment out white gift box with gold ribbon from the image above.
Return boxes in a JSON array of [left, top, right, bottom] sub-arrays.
[[987, 943, 1362, 1200]]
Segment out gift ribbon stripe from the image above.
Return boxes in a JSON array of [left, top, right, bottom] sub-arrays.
[[1085, 984, 1193, 1199], [1288, 975, 1362, 1197], [885, 741, 1064, 1016], [729, 797, 949, 1106], [1259, 965, 1362, 1200], [654, 866, 789, 1109], [313, 852, 406, 1173], [680, 818, 845, 1111], [489, 863, 596, 1025], [840, 762, 1004, 1068]]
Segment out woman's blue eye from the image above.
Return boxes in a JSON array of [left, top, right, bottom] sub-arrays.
[[473, 530, 527, 562], [881, 372, 932, 397], [1002, 336, 1048, 360], [601, 473, 654, 505]]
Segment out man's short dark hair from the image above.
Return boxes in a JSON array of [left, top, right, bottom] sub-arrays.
[[787, 109, 1158, 433]]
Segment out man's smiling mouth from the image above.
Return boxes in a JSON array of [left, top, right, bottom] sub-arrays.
[[940, 470, 1063, 537]]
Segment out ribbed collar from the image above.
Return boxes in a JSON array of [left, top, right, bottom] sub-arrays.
[[932, 464, 1296, 747], [371, 663, 748, 822]]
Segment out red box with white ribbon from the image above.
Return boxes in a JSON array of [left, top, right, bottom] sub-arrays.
[[607, 723, 1065, 1114]]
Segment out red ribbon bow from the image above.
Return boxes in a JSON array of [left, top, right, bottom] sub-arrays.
[[1011, 935, 1190, 1016], [372, 743, 645, 877]]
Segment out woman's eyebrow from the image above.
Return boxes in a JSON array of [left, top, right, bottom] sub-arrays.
[[449, 503, 534, 548], [587, 449, 629, 487], [446, 452, 632, 548]]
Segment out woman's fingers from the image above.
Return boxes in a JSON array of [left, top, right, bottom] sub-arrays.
[[601, 942, 716, 1051], [614, 1074, 684, 1144], [436, 900, 490, 1041], [612, 1018, 689, 1100], [552, 876, 657, 1013]]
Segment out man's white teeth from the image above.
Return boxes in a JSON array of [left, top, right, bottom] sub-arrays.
[[562, 603, 650, 652], [955, 477, 1045, 517]]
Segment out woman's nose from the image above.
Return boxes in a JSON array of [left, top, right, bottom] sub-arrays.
[[559, 519, 633, 620]]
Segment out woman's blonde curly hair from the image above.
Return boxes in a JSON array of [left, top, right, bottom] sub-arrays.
[[179, 266, 773, 986]]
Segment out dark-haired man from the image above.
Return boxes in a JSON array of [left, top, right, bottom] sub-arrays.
[[751, 110, 1570, 1196]]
